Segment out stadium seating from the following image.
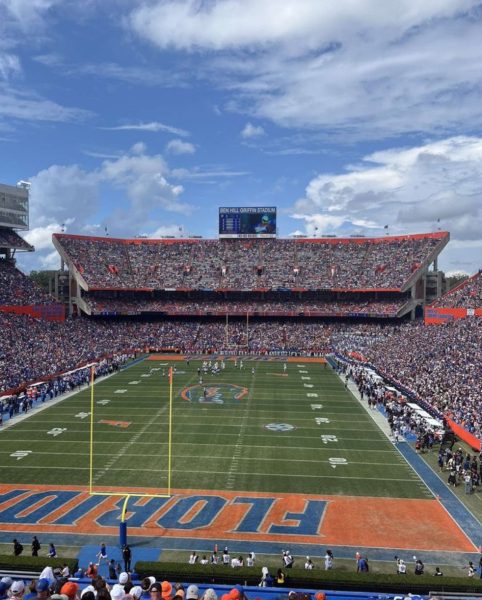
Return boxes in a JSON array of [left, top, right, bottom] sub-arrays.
[[336, 318, 482, 438], [0, 260, 54, 305], [432, 271, 482, 308], [2, 307, 478, 432], [53, 232, 447, 292], [81, 294, 406, 317], [0, 228, 34, 251]]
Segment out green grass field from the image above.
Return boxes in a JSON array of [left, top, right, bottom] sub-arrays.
[[0, 357, 430, 501]]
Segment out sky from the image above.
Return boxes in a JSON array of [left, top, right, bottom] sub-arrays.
[[1, 0, 482, 275]]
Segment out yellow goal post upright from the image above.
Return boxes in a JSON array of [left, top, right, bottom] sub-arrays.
[[224, 313, 250, 351], [87, 364, 174, 546]]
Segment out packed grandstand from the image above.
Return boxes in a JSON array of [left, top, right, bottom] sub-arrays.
[[0, 227, 481, 450]]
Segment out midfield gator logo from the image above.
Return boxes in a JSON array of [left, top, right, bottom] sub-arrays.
[[181, 383, 248, 404]]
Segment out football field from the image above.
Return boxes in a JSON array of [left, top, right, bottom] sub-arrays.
[[0, 357, 427, 496], [0, 356, 475, 555]]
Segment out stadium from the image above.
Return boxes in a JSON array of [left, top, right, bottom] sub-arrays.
[[1, 181, 482, 599]]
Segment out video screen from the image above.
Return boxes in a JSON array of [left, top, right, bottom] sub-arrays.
[[219, 207, 276, 238]]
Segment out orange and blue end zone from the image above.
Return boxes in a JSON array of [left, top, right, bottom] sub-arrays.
[[0, 485, 475, 553]]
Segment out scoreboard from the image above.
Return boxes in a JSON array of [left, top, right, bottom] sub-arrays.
[[219, 207, 276, 238]]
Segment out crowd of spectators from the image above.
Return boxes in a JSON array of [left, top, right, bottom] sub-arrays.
[[336, 318, 482, 437], [433, 271, 482, 308], [0, 313, 201, 392], [55, 233, 445, 291], [0, 260, 54, 305], [0, 313, 395, 393], [0, 228, 33, 250], [82, 294, 405, 317], [1, 286, 481, 444], [0, 355, 129, 419]]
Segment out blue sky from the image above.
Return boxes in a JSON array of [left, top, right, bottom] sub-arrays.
[[1, 0, 482, 274]]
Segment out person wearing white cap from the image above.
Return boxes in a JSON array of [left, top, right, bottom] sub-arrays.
[[185, 585, 198, 600], [39, 567, 55, 585], [10, 581, 25, 599], [110, 584, 126, 600], [81, 586, 96, 599], [129, 587, 142, 600]]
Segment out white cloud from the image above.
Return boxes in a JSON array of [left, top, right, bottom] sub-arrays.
[[127, 1, 482, 139], [0, 88, 92, 124], [99, 147, 192, 216], [102, 121, 189, 137], [241, 122, 265, 139], [148, 224, 185, 238], [75, 62, 189, 88], [24, 222, 64, 251], [39, 249, 61, 270], [166, 138, 196, 154], [0, 1, 92, 128], [130, 0, 451, 50], [292, 135, 482, 271], [131, 141, 147, 155], [170, 167, 249, 180], [29, 164, 99, 226], [33, 53, 63, 67], [0, 53, 21, 80], [16, 144, 196, 271], [2, 0, 59, 24]]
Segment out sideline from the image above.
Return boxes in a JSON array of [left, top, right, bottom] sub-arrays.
[[0, 357, 146, 432], [338, 367, 482, 551]]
